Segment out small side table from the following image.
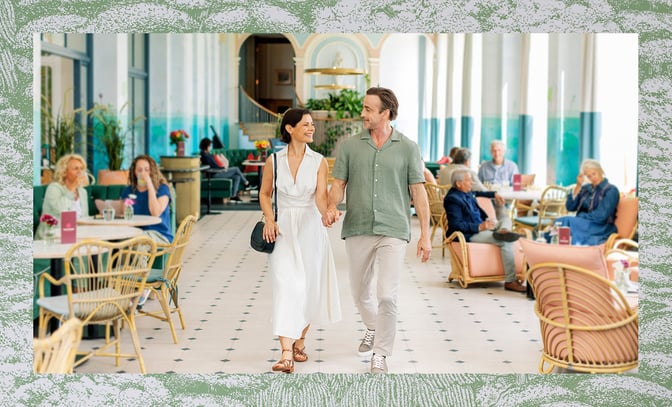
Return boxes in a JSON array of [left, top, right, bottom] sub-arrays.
[[241, 160, 266, 202], [202, 167, 226, 215]]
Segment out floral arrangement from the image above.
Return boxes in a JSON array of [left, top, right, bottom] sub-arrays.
[[170, 129, 189, 145], [40, 213, 58, 240], [254, 139, 270, 152], [40, 213, 58, 227], [124, 194, 137, 207]]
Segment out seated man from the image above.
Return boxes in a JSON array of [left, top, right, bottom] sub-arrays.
[[443, 169, 526, 293], [478, 140, 520, 185], [438, 148, 508, 221], [479, 141, 520, 220]]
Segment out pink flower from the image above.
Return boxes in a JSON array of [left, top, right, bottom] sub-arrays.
[[39, 214, 58, 227], [124, 194, 136, 207]]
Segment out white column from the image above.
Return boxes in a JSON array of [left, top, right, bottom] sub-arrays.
[[367, 57, 380, 88]]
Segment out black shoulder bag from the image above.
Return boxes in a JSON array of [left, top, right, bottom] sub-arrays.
[[250, 153, 277, 253]]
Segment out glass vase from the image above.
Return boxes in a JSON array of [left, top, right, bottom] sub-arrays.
[[124, 205, 134, 220], [45, 229, 55, 245]]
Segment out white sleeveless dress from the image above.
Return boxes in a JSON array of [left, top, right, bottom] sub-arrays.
[[269, 146, 342, 338]]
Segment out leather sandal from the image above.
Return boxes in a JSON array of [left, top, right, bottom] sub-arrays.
[[272, 349, 294, 373], [293, 337, 308, 362]]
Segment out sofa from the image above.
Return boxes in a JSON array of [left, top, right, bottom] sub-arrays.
[[201, 148, 260, 202]]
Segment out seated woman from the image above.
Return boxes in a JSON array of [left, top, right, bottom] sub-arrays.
[[199, 137, 250, 203], [121, 155, 173, 306], [36, 154, 89, 240], [554, 159, 619, 246], [121, 154, 173, 244]]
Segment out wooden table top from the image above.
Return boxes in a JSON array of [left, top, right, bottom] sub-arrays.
[[33, 225, 143, 259], [77, 215, 161, 227]]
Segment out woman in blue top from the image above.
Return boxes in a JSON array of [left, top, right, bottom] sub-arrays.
[[554, 159, 619, 246], [121, 155, 173, 243]]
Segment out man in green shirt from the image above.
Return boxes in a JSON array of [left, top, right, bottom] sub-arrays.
[[325, 87, 431, 374]]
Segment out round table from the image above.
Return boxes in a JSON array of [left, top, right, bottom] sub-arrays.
[[33, 226, 144, 288], [494, 187, 544, 201], [77, 215, 161, 227], [33, 225, 144, 336]]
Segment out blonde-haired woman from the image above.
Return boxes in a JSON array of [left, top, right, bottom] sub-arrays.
[[553, 159, 620, 245], [36, 154, 89, 240]]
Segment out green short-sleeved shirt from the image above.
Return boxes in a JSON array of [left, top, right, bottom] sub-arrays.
[[332, 128, 425, 242]]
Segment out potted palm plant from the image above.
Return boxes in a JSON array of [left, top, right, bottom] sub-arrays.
[[91, 103, 145, 185], [40, 92, 87, 166]]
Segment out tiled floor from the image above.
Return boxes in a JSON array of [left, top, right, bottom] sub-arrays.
[[75, 207, 547, 375]]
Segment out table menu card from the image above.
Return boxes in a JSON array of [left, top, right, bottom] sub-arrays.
[[61, 210, 77, 243], [558, 226, 571, 245], [512, 174, 522, 191]]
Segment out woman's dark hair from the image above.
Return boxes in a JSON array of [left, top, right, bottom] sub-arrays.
[[448, 146, 461, 160], [279, 108, 311, 143], [199, 137, 212, 151], [452, 148, 471, 165], [366, 87, 399, 121]]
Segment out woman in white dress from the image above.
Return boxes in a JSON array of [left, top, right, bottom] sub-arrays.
[[259, 108, 342, 373]]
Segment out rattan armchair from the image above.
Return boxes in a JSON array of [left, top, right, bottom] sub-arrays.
[[136, 214, 197, 343], [604, 197, 638, 251], [446, 197, 526, 287], [606, 238, 639, 282], [36, 236, 157, 373], [512, 174, 537, 217], [513, 185, 569, 236], [425, 183, 451, 249], [527, 262, 639, 374], [33, 317, 83, 373]]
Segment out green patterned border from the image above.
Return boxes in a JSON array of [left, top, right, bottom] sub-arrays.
[[3, 1, 671, 405]]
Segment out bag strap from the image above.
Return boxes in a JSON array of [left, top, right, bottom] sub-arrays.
[[273, 152, 278, 222]]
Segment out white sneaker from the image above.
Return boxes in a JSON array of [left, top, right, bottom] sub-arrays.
[[358, 329, 375, 357], [137, 289, 150, 307], [370, 353, 387, 374]]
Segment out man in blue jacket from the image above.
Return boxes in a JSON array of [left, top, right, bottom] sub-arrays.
[[444, 168, 526, 293]]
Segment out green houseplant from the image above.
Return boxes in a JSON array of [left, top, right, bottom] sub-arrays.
[[91, 103, 145, 171], [303, 89, 365, 156], [304, 89, 364, 119], [40, 92, 87, 165]]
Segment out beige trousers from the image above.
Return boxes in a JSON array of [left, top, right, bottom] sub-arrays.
[[345, 235, 407, 357]]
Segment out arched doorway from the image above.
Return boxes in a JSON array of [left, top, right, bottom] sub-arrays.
[[238, 34, 296, 114]]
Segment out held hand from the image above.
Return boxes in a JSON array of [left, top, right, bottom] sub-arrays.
[[576, 173, 585, 186], [323, 207, 341, 227], [494, 194, 505, 206]]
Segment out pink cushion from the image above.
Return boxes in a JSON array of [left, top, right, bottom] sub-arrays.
[[520, 239, 609, 279], [452, 239, 525, 278], [243, 153, 256, 173], [476, 196, 497, 221], [614, 197, 638, 238], [213, 155, 225, 168]]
